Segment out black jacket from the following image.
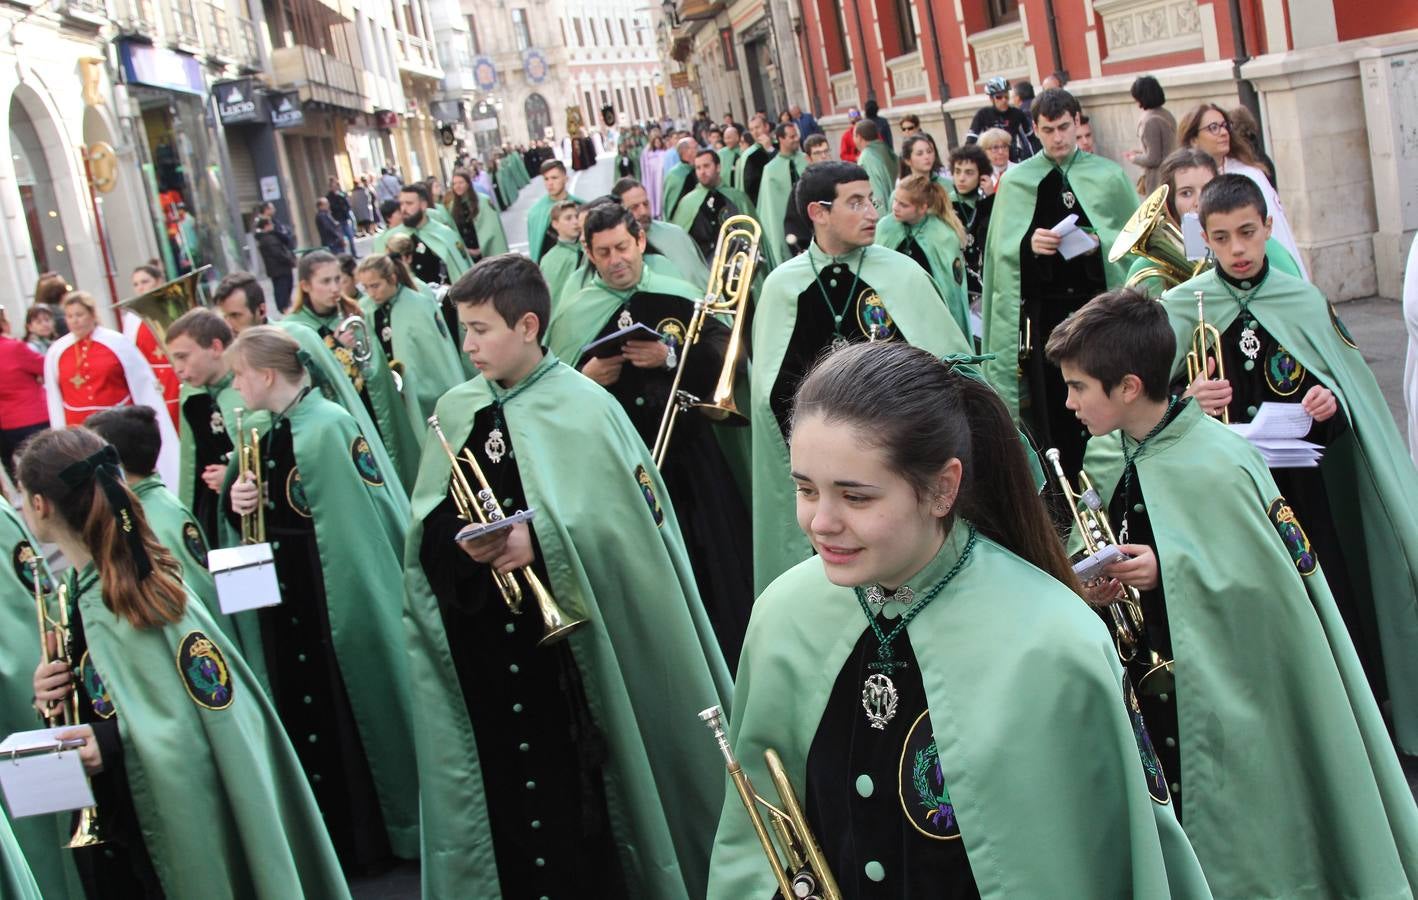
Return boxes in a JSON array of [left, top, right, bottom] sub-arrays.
[[256, 230, 297, 274]]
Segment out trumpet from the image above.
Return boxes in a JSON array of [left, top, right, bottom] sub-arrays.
[[699, 706, 840, 900], [1185, 290, 1229, 424], [35, 572, 104, 848], [234, 408, 265, 544], [1045, 450, 1173, 695], [650, 215, 758, 468], [427, 415, 585, 646]]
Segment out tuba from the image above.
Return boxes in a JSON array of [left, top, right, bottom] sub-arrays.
[[650, 215, 758, 467], [1044, 450, 1173, 695], [700, 706, 841, 900], [1185, 290, 1229, 424], [233, 408, 266, 544], [115, 264, 211, 348], [34, 571, 104, 848], [1109, 185, 1207, 290], [332, 296, 373, 367], [428, 415, 585, 646]]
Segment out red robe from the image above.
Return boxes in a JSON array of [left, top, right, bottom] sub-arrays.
[[56, 337, 131, 425], [133, 322, 180, 424]]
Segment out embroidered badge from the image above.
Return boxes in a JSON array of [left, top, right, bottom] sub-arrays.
[[352, 436, 384, 486], [176, 631, 234, 710], [1329, 304, 1358, 349], [898, 711, 960, 839], [616, 308, 635, 330], [1264, 346, 1306, 397], [77, 651, 115, 719], [657, 317, 686, 370], [635, 464, 664, 526], [952, 258, 966, 286], [209, 409, 226, 435], [1268, 497, 1317, 576], [13, 542, 53, 594], [182, 522, 209, 568], [286, 468, 312, 518], [856, 289, 896, 342], [1126, 679, 1170, 805]]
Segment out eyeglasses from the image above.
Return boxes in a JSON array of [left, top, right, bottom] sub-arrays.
[[1200, 121, 1229, 135], [817, 195, 877, 214]]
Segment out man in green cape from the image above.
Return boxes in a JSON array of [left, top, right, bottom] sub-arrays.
[[733, 114, 775, 206], [221, 363, 420, 867], [526, 159, 584, 262], [717, 124, 743, 188], [404, 255, 731, 897], [757, 122, 808, 267], [980, 88, 1137, 478], [750, 162, 971, 592], [670, 148, 758, 263], [1160, 175, 1418, 755], [852, 119, 897, 216], [164, 304, 267, 545], [874, 204, 971, 339], [1051, 291, 1418, 897], [0, 504, 80, 900], [538, 198, 585, 306], [660, 136, 698, 221], [372, 183, 472, 287], [614, 177, 711, 287], [546, 206, 755, 667]]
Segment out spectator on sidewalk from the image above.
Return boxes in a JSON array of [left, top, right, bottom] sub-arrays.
[[256, 201, 296, 251], [790, 103, 823, 139], [376, 166, 402, 203], [23, 304, 57, 355], [254, 215, 297, 313], [839, 108, 863, 162], [864, 98, 894, 153], [1010, 79, 1036, 117], [315, 197, 346, 254], [1077, 115, 1097, 154], [967, 77, 1037, 162], [1123, 75, 1176, 193], [351, 176, 376, 235], [327, 176, 358, 258], [0, 306, 47, 480]]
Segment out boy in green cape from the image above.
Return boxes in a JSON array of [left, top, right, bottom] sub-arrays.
[[851, 120, 897, 216], [757, 122, 808, 267], [669, 147, 758, 263], [1166, 174, 1418, 754], [0, 502, 80, 900], [403, 255, 731, 898], [980, 88, 1137, 478], [947, 143, 994, 306], [1048, 290, 1418, 897], [660, 136, 697, 220], [614, 177, 712, 286], [750, 161, 972, 593], [526, 159, 584, 262], [537, 199, 585, 306], [372, 183, 471, 286], [546, 205, 755, 668]]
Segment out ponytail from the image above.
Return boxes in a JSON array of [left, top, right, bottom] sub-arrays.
[[356, 253, 418, 293], [896, 174, 967, 246]]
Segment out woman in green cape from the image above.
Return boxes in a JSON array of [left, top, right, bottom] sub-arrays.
[[874, 174, 972, 339], [25, 427, 348, 899], [708, 343, 1210, 898], [443, 168, 510, 261]]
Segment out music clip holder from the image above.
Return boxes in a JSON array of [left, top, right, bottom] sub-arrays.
[[0, 728, 95, 818], [208, 542, 283, 614]]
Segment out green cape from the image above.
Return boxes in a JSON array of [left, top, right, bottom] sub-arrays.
[[750, 244, 972, 592], [439, 196, 510, 258], [129, 474, 235, 646], [526, 192, 584, 263], [661, 161, 694, 219], [709, 528, 1211, 898], [874, 214, 970, 337], [425, 204, 455, 231], [372, 217, 472, 281], [857, 140, 897, 217], [176, 374, 268, 522], [0, 504, 80, 900], [494, 163, 517, 206], [218, 391, 419, 857], [360, 285, 467, 436], [668, 183, 758, 236], [538, 239, 584, 307], [1082, 400, 1418, 895], [647, 220, 710, 287], [717, 146, 741, 188], [1125, 238, 1300, 299], [509, 153, 529, 187], [980, 150, 1138, 417], [757, 151, 808, 268], [0, 807, 41, 900], [403, 356, 732, 898], [283, 305, 421, 491], [1160, 266, 1418, 752], [72, 563, 350, 897], [732, 144, 767, 199]]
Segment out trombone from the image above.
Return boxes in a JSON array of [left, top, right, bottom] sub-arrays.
[[428, 414, 585, 646], [650, 215, 758, 467], [699, 706, 840, 900], [34, 570, 104, 849], [1185, 290, 1229, 424], [234, 408, 265, 544], [1044, 450, 1173, 695]]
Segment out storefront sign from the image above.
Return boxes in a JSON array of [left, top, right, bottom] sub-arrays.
[[214, 78, 263, 125], [118, 40, 205, 96], [473, 56, 498, 92], [260, 176, 281, 201], [523, 49, 548, 84], [269, 91, 304, 129]]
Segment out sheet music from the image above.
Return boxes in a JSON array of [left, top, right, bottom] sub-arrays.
[[1051, 214, 1098, 260], [0, 728, 95, 817], [1229, 403, 1322, 467]]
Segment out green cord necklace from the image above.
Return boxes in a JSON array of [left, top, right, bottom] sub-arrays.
[[482, 355, 554, 463], [807, 244, 867, 347]]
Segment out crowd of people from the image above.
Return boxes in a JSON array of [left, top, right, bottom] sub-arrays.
[[2, 73, 1417, 900]]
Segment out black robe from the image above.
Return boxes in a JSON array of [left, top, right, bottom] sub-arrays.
[[180, 391, 233, 545], [687, 189, 746, 260], [952, 192, 993, 302], [742, 148, 775, 206]]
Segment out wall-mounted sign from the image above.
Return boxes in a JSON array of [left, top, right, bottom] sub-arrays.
[[718, 28, 738, 71], [670, 71, 691, 89], [118, 40, 205, 96], [523, 49, 548, 85], [214, 78, 264, 125], [473, 56, 498, 92], [269, 91, 304, 129], [260, 176, 281, 201]]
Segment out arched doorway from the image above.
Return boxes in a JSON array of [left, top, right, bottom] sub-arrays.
[[524, 93, 551, 142], [9, 94, 74, 284]]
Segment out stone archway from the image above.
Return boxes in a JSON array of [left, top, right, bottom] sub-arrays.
[[524, 92, 551, 142], [8, 89, 77, 285]]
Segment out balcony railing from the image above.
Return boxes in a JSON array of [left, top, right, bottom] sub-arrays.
[[235, 15, 261, 69], [111, 0, 156, 35], [203, 1, 233, 59], [168, 0, 202, 48], [60, 0, 110, 26], [396, 33, 443, 78], [271, 44, 364, 111]]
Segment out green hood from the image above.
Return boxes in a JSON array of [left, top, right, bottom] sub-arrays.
[[130, 475, 235, 648], [661, 161, 694, 219], [857, 140, 897, 217]]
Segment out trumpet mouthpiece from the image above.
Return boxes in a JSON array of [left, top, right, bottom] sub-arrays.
[[1044, 448, 1060, 463]]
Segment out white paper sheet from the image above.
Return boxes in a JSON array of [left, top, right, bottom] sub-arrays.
[[1229, 404, 1323, 467], [208, 542, 283, 614], [1051, 214, 1098, 260], [0, 728, 94, 817]]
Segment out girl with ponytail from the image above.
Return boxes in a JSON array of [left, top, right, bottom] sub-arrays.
[[706, 342, 1210, 899], [22, 427, 347, 898], [874, 174, 973, 340]]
